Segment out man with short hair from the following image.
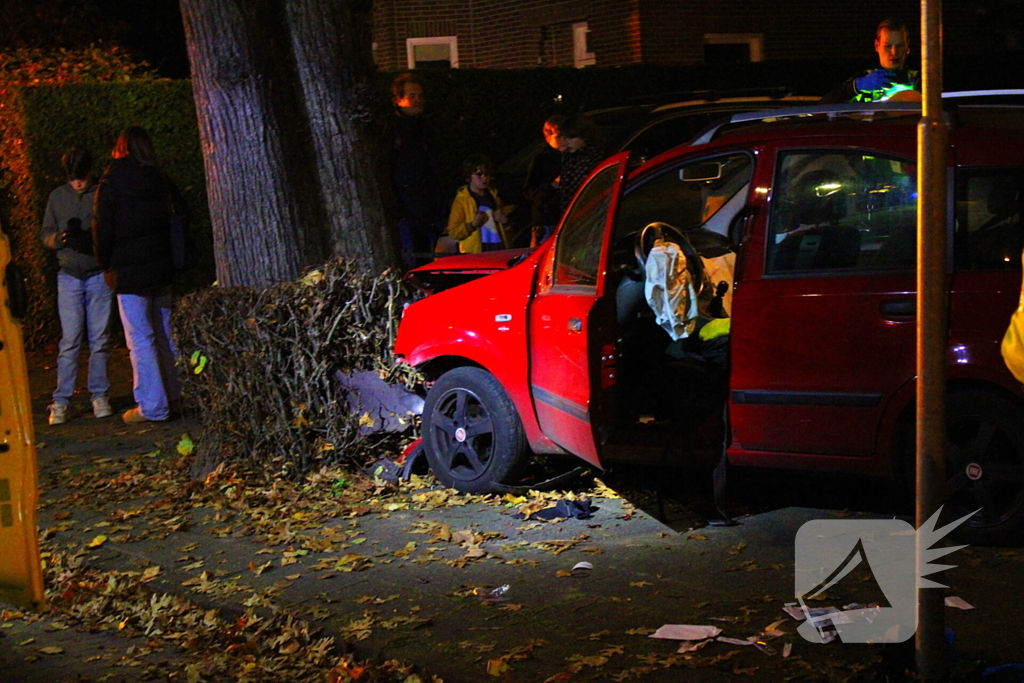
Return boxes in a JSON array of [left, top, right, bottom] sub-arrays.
[[40, 146, 113, 425], [388, 73, 444, 269], [822, 19, 920, 103]]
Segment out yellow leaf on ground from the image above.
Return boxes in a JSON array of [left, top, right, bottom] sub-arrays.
[[486, 659, 509, 676], [141, 566, 161, 582], [39, 646, 64, 654], [86, 535, 107, 548], [629, 581, 653, 588]]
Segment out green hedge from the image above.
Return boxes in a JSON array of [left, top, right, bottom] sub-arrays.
[[0, 80, 211, 347]]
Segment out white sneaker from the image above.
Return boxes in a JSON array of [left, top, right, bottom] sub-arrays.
[[48, 403, 69, 425], [92, 396, 113, 419]]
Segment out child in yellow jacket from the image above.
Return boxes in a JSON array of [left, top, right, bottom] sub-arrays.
[[447, 154, 515, 253]]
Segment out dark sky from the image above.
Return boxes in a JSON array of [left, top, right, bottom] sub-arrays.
[[101, 0, 190, 78], [0, 0, 190, 78]]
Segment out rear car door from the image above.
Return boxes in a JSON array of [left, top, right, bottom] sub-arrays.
[[729, 141, 923, 460], [528, 154, 630, 466], [0, 226, 45, 609]]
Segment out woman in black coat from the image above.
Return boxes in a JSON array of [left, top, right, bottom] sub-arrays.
[[93, 126, 183, 423]]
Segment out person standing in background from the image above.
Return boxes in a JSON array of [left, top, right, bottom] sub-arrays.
[[40, 146, 113, 425], [93, 126, 183, 424], [388, 73, 445, 269], [557, 114, 605, 213], [821, 18, 920, 103], [523, 115, 564, 247]]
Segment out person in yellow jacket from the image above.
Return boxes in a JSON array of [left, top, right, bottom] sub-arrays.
[[1002, 252, 1024, 383], [446, 154, 515, 253]]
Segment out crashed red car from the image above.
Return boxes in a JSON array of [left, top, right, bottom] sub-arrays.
[[394, 95, 1024, 544]]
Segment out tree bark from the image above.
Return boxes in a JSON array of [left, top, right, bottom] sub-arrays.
[[180, 0, 328, 286], [179, 0, 397, 286], [284, 0, 399, 271]]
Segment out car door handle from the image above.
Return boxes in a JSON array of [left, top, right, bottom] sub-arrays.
[[880, 299, 916, 320], [568, 317, 583, 332]]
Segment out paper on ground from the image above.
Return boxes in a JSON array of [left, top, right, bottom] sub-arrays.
[[944, 596, 975, 610], [650, 624, 722, 641]]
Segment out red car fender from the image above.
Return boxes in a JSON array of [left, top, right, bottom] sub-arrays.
[[394, 255, 565, 454]]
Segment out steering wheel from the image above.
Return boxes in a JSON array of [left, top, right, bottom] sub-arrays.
[[634, 222, 707, 298]]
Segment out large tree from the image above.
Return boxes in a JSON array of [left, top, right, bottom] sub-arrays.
[[179, 0, 397, 286]]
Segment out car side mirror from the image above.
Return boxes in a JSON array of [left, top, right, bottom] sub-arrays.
[[681, 161, 723, 183]]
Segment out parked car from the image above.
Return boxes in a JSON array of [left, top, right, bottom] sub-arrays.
[[394, 95, 1024, 544], [494, 89, 819, 243]]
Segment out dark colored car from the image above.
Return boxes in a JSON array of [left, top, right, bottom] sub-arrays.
[[396, 94, 1024, 545]]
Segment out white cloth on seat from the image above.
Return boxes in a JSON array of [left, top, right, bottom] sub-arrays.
[[644, 238, 698, 341]]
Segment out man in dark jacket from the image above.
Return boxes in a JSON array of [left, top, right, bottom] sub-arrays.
[[388, 73, 445, 269], [40, 147, 113, 425], [821, 19, 920, 104]]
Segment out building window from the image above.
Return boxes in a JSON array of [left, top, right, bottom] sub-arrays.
[[573, 22, 595, 68], [703, 33, 763, 64], [406, 36, 459, 69]]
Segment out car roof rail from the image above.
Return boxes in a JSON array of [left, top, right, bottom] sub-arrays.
[[625, 86, 795, 107], [689, 91, 1024, 146], [690, 101, 925, 145]]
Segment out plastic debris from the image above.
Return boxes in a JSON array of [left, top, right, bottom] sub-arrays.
[[945, 596, 975, 610], [782, 643, 793, 658], [983, 663, 1024, 682], [513, 499, 598, 521], [571, 561, 593, 577], [677, 640, 712, 654], [650, 624, 722, 641], [716, 636, 753, 646]]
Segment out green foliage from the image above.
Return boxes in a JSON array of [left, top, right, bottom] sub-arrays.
[[0, 75, 211, 347]]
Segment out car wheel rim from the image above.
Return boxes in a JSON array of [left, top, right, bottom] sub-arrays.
[[944, 414, 1024, 529], [430, 387, 495, 482]]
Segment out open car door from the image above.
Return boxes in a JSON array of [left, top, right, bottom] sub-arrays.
[[0, 228, 45, 609], [528, 153, 631, 467]]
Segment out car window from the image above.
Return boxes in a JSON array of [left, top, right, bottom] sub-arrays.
[[613, 153, 753, 245], [956, 171, 1023, 270], [620, 114, 717, 164], [767, 151, 917, 274], [554, 163, 619, 287]]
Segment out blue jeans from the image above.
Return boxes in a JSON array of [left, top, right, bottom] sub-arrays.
[[53, 271, 113, 405], [117, 290, 182, 420]]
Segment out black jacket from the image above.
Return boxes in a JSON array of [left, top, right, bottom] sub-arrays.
[[93, 158, 177, 294]]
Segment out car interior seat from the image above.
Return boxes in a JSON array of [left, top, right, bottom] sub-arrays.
[[772, 170, 862, 272]]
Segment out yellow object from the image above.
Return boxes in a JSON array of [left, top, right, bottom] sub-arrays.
[[446, 186, 513, 253], [1002, 253, 1024, 383], [699, 317, 731, 341], [0, 227, 45, 609]]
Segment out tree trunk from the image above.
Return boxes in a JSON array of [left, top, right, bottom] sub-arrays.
[[284, 0, 399, 271], [180, 0, 329, 287]]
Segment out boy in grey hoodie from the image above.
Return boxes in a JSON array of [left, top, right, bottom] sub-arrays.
[[40, 146, 113, 424]]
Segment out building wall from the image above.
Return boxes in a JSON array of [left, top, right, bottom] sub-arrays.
[[373, 0, 1014, 72]]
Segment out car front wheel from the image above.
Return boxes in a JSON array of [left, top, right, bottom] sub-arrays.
[[422, 367, 528, 493]]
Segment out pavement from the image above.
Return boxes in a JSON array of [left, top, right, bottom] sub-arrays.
[[2, 348, 1024, 683]]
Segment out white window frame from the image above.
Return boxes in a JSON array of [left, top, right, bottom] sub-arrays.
[[573, 22, 596, 68], [703, 33, 764, 62], [406, 36, 459, 69]]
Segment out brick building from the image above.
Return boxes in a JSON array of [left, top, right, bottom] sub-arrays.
[[372, 0, 1015, 71]]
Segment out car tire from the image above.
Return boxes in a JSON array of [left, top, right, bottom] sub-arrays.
[[904, 389, 1024, 545], [422, 367, 528, 494]]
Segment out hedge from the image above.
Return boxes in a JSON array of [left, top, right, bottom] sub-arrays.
[[0, 79, 211, 347]]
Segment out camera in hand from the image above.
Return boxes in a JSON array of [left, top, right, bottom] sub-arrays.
[[62, 217, 93, 255]]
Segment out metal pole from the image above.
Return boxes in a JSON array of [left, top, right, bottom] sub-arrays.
[[916, 0, 948, 680]]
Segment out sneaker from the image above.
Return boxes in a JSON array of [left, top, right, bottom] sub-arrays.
[[92, 396, 113, 419], [48, 403, 69, 425]]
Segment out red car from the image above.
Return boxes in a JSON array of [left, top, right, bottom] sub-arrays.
[[394, 96, 1024, 544]]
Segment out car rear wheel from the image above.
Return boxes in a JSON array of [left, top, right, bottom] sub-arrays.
[[905, 389, 1024, 545], [422, 367, 528, 493]]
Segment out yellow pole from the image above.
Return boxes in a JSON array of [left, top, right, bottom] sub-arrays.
[[916, 0, 948, 680]]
